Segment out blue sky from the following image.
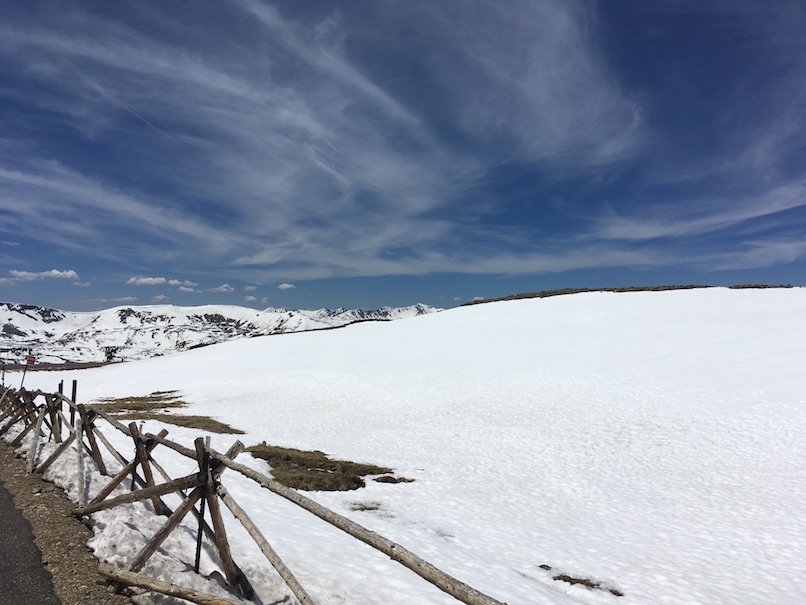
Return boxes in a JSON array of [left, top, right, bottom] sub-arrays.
[[2, 1, 805, 311]]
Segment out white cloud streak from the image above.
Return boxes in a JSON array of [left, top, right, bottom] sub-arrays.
[[590, 183, 806, 242], [128, 276, 199, 287], [9, 269, 80, 281], [0, 2, 803, 284], [127, 276, 167, 286], [0, 1, 642, 282]]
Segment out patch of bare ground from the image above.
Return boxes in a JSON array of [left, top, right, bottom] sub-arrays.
[[246, 442, 413, 491], [93, 391, 187, 413], [539, 564, 623, 597], [349, 501, 383, 512], [463, 283, 796, 306], [0, 440, 132, 605], [93, 391, 244, 434]]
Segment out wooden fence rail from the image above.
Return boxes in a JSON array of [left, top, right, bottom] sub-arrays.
[[0, 383, 508, 605]]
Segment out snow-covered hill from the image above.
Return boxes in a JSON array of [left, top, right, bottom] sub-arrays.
[[0, 302, 440, 363], [13, 287, 806, 605]]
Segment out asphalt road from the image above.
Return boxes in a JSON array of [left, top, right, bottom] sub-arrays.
[[0, 480, 61, 605]]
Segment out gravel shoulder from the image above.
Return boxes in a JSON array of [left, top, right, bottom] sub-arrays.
[[0, 440, 133, 605]]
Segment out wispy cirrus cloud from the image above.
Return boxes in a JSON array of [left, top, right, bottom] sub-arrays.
[[589, 183, 806, 242], [0, 0, 646, 283], [704, 239, 806, 271], [0, 0, 804, 298]]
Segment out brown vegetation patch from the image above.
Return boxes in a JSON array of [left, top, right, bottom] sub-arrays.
[[349, 501, 383, 512], [540, 565, 623, 597], [94, 390, 187, 413], [246, 442, 406, 491], [463, 283, 799, 306], [373, 475, 415, 484], [113, 412, 245, 434], [94, 391, 244, 434], [728, 283, 793, 289], [463, 285, 710, 306]]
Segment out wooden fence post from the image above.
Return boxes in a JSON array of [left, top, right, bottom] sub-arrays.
[[129, 423, 167, 514], [26, 406, 48, 473], [193, 437, 211, 574], [76, 418, 86, 508], [46, 394, 61, 443], [78, 406, 107, 475]]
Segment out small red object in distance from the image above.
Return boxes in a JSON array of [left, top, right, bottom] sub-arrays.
[[26, 355, 36, 365]]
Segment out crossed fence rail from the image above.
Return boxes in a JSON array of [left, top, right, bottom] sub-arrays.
[[0, 382, 506, 605]]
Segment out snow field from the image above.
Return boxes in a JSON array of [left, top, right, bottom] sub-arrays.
[[15, 288, 806, 604]]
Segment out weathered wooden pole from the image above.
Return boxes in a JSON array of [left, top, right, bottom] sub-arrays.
[[129, 486, 205, 573], [69, 380, 78, 427], [41, 394, 60, 443], [130, 423, 166, 513], [213, 452, 508, 605], [76, 417, 86, 508], [26, 406, 48, 473], [77, 473, 204, 517], [217, 485, 317, 605], [85, 428, 168, 508], [194, 437, 211, 574], [34, 432, 76, 474], [98, 563, 250, 605]]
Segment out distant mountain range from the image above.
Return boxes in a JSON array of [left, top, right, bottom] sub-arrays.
[[0, 302, 440, 364]]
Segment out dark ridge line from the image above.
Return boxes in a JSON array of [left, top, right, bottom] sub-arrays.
[[1, 361, 117, 372], [461, 283, 797, 307]]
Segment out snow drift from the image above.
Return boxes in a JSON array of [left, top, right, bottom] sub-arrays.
[[16, 287, 806, 605]]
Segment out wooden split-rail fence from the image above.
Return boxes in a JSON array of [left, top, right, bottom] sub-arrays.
[[0, 382, 507, 605]]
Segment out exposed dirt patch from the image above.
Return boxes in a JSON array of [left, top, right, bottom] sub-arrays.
[[349, 501, 383, 512], [540, 564, 623, 597], [112, 412, 245, 434], [93, 392, 244, 434], [373, 475, 415, 484], [0, 440, 132, 605], [246, 442, 410, 491], [93, 391, 187, 414]]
